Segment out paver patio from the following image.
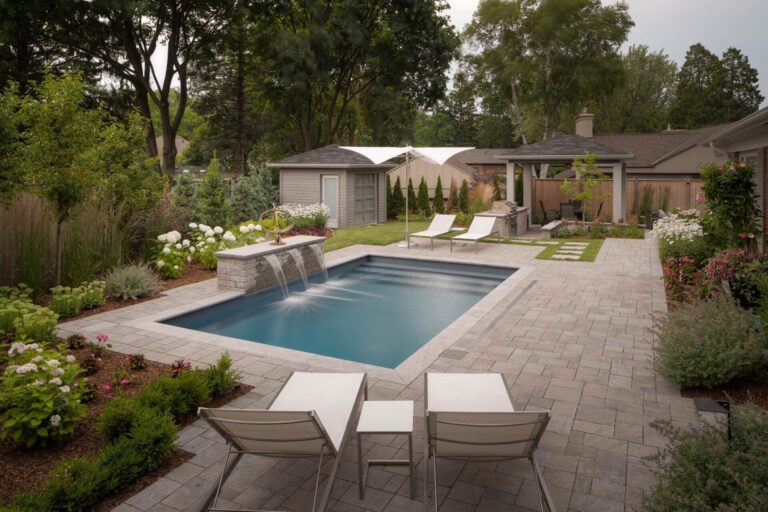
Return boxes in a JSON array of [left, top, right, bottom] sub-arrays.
[[57, 236, 697, 512]]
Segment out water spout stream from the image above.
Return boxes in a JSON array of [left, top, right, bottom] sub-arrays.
[[309, 244, 329, 282], [264, 254, 289, 298], [288, 249, 310, 290]]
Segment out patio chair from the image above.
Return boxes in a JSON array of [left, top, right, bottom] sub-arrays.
[[449, 216, 500, 254], [573, 200, 584, 221], [408, 214, 457, 250], [423, 373, 555, 512], [198, 372, 368, 512], [560, 202, 576, 220]]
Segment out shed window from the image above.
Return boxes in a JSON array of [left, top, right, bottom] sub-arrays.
[[354, 174, 377, 224]]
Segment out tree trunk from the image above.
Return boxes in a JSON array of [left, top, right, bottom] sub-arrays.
[[135, 90, 159, 160], [235, 37, 247, 174], [509, 77, 527, 145], [54, 216, 63, 286]]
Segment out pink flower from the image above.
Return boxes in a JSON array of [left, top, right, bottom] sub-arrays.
[[102, 384, 112, 392], [97, 333, 109, 343], [695, 193, 705, 203], [120, 378, 130, 385]]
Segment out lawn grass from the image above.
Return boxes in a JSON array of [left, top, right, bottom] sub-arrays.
[[324, 220, 430, 252], [534, 238, 603, 262]]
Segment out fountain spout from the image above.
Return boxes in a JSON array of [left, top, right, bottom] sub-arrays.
[[263, 254, 289, 298], [288, 249, 310, 290]]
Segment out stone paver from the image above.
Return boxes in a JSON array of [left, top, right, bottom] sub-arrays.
[[55, 236, 688, 512]]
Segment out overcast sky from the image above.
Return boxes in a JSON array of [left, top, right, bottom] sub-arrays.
[[447, 0, 768, 106]]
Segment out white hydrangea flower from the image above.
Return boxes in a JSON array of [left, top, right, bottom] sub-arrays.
[[16, 363, 38, 374], [175, 243, 182, 249], [189, 246, 196, 254], [53, 368, 64, 376], [182, 239, 191, 247], [28, 343, 39, 350], [214, 226, 224, 234], [50, 415, 61, 427], [48, 377, 62, 385], [47, 359, 61, 368], [156, 260, 165, 268], [205, 229, 215, 237], [255, 224, 263, 232], [157, 233, 167, 242], [247, 223, 256, 231], [187, 256, 192, 262], [33, 379, 44, 386], [223, 231, 236, 242], [189, 222, 198, 228], [32, 355, 44, 363], [66, 355, 76, 363], [59, 385, 70, 394], [239, 225, 249, 234], [206, 237, 216, 243], [162, 247, 171, 254], [167, 230, 182, 243], [173, 265, 179, 270], [8, 342, 28, 357]]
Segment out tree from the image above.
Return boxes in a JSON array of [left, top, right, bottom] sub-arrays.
[[385, 174, 394, 218], [560, 152, 610, 223], [433, 176, 445, 214], [172, 173, 197, 210], [446, 71, 478, 145], [13, 74, 160, 284], [416, 177, 432, 216], [596, 45, 678, 133], [55, 0, 233, 178], [458, 179, 470, 213], [670, 44, 763, 128], [230, 164, 278, 223], [464, 0, 633, 141], [194, 155, 231, 227], [447, 178, 459, 213], [407, 178, 417, 214], [391, 176, 405, 217], [260, 0, 458, 150]]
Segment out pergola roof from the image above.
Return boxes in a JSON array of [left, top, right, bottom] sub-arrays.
[[268, 145, 396, 169], [497, 135, 633, 163]]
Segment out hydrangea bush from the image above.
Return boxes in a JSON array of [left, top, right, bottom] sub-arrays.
[[652, 210, 712, 263], [280, 202, 329, 229], [153, 230, 188, 278], [0, 341, 88, 446]]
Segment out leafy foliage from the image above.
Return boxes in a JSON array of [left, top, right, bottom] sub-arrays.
[[458, 179, 470, 214], [390, 176, 405, 218], [655, 295, 766, 388], [230, 165, 278, 223], [104, 264, 162, 301], [560, 153, 611, 222], [647, 404, 768, 512], [416, 177, 432, 216], [0, 299, 58, 341], [407, 178, 417, 214], [446, 178, 459, 213], [194, 155, 231, 228], [433, 176, 445, 214]]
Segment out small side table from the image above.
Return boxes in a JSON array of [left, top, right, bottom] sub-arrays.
[[356, 400, 415, 499]]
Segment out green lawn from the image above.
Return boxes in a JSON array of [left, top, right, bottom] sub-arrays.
[[324, 221, 429, 252]]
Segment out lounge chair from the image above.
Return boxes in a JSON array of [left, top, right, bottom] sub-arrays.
[[198, 372, 367, 512], [408, 214, 457, 250], [423, 373, 555, 512], [449, 216, 500, 253]]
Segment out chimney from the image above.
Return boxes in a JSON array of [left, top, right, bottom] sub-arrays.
[[575, 108, 594, 138]]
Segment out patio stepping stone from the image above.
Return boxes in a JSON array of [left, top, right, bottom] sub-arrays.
[[537, 241, 560, 245], [551, 254, 581, 260], [557, 250, 584, 255], [564, 242, 589, 247]]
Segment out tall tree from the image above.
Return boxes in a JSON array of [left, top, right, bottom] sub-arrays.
[[670, 44, 763, 129], [261, 0, 459, 150], [56, 0, 232, 178], [446, 71, 478, 145], [464, 0, 633, 141], [596, 45, 677, 133]]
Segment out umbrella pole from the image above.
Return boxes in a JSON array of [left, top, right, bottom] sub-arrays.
[[405, 150, 410, 248]]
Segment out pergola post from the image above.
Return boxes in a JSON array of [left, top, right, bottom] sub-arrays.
[[612, 163, 626, 223], [523, 164, 533, 224], [506, 162, 516, 203]]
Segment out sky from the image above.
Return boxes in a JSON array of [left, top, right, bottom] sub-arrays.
[[446, 0, 768, 105]]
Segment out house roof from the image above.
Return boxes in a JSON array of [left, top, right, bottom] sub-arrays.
[[388, 156, 479, 178], [155, 136, 189, 156], [703, 107, 768, 145], [497, 135, 632, 162], [593, 123, 730, 167], [452, 148, 515, 165], [268, 145, 396, 169]]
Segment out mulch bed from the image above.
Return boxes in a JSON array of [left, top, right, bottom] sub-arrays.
[[0, 346, 251, 506], [681, 374, 768, 412]]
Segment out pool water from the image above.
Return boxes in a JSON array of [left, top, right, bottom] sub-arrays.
[[164, 256, 515, 368]]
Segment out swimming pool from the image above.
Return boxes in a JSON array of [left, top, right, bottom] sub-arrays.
[[163, 256, 515, 368]]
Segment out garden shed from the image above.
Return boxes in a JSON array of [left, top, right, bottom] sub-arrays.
[[269, 145, 395, 228]]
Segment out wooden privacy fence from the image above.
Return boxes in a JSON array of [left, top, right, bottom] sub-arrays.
[[532, 178, 704, 221]]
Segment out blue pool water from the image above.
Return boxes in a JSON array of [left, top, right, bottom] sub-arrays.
[[164, 256, 515, 368]]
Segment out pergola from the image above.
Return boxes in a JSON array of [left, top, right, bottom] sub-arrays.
[[497, 135, 633, 223]]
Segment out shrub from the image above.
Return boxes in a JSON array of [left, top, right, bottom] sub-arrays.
[[138, 371, 210, 419], [406, 178, 417, 213], [194, 155, 231, 227], [390, 176, 405, 217], [729, 259, 768, 310], [152, 230, 188, 279], [80, 354, 101, 376], [652, 210, 710, 262], [662, 256, 700, 303], [66, 334, 88, 350], [79, 280, 106, 309], [104, 264, 161, 301], [0, 341, 88, 447], [458, 179, 470, 213], [0, 300, 58, 341], [416, 177, 431, 216], [127, 353, 147, 371], [655, 295, 766, 388], [281, 203, 329, 229], [230, 164, 277, 224], [446, 178, 459, 213], [433, 176, 445, 214], [98, 397, 157, 443], [49, 286, 83, 318], [204, 353, 241, 400], [646, 404, 768, 512], [0, 284, 33, 302]]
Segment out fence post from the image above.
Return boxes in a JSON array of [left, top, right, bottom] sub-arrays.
[[686, 180, 691, 209]]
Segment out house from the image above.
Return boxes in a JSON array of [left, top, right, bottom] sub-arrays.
[[554, 110, 728, 179], [703, 106, 768, 251], [268, 145, 395, 228], [155, 136, 190, 158]]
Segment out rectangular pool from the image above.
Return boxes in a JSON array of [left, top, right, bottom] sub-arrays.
[[163, 256, 515, 368]]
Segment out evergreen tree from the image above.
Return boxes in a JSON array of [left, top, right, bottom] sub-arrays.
[[172, 173, 196, 210], [231, 164, 278, 223], [447, 178, 459, 213], [391, 176, 405, 217], [385, 174, 393, 218], [416, 176, 432, 216], [458, 179, 470, 213], [433, 176, 445, 214], [194, 155, 231, 227], [407, 177, 417, 214]]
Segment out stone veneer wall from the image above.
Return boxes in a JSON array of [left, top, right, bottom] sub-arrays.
[[216, 236, 326, 294]]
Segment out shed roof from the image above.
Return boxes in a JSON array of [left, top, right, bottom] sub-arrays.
[[498, 135, 632, 162], [268, 144, 396, 169], [452, 148, 515, 165]]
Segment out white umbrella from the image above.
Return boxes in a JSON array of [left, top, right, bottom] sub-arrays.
[[341, 146, 474, 247]]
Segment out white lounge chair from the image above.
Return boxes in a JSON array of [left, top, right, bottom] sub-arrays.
[[198, 372, 367, 512], [449, 216, 500, 253], [423, 373, 555, 512], [408, 214, 456, 250]]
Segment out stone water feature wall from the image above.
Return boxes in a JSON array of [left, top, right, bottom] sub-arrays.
[[215, 235, 326, 293]]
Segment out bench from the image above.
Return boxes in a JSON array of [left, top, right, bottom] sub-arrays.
[[541, 220, 563, 239]]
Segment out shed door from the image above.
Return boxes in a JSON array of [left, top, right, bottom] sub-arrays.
[[354, 174, 377, 225], [321, 175, 339, 228]]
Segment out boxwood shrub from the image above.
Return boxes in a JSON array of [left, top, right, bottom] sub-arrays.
[[655, 295, 766, 388]]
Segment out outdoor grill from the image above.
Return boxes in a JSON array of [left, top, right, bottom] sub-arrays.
[[476, 201, 529, 237]]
